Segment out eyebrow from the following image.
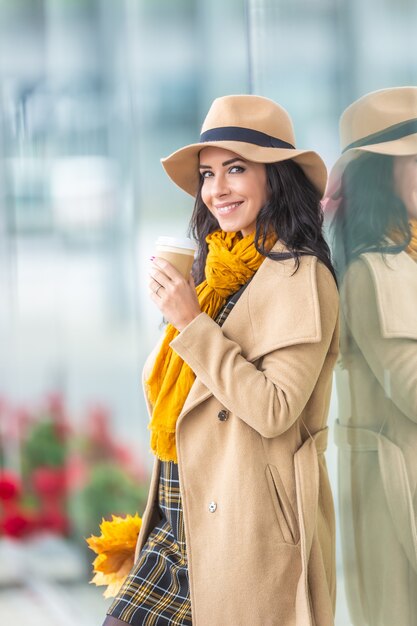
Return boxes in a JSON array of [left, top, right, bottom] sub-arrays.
[[198, 157, 246, 169]]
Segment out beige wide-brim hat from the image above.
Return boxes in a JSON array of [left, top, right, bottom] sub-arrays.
[[326, 86, 417, 197], [161, 94, 328, 197]]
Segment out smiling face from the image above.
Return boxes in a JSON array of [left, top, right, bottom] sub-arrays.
[[393, 154, 417, 220], [198, 147, 269, 237]]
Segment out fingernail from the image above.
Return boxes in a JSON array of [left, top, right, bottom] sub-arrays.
[[150, 256, 155, 261]]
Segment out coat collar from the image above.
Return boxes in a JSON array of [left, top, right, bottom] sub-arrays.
[[360, 250, 417, 340], [220, 249, 323, 361]]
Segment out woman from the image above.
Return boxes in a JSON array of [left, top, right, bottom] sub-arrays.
[[104, 95, 339, 626], [330, 86, 417, 626]]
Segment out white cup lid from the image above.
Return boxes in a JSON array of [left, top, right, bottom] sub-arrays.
[[156, 236, 197, 251]]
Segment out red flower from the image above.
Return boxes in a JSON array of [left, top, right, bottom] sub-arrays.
[[46, 392, 65, 416], [112, 443, 133, 466], [45, 392, 71, 441], [32, 467, 67, 497], [2, 406, 32, 441], [0, 470, 21, 501], [66, 453, 88, 490], [37, 509, 70, 535], [87, 405, 113, 450], [1, 511, 33, 538]]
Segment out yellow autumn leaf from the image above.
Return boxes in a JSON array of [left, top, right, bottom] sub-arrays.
[[86, 513, 142, 598]]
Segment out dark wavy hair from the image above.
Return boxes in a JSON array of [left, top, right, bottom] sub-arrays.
[[330, 153, 411, 279], [188, 159, 336, 285]]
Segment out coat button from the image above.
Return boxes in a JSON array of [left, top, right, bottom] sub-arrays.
[[208, 501, 217, 513], [217, 409, 229, 421]]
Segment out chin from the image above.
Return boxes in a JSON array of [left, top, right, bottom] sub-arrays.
[[218, 223, 237, 233]]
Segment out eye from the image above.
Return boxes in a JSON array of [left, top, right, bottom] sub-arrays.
[[200, 170, 213, 179], [229, 165, 245, 174]]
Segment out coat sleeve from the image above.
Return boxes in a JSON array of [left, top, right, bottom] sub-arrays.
[[170, 263, 339, 438], [342, 259, 417, 422]]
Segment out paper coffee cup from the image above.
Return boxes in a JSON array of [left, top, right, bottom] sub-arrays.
[[155, 236, 197, 278]]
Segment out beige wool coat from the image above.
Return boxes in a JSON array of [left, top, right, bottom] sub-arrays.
[[335, 250, 417, 626], [136, 244, 340, 626]]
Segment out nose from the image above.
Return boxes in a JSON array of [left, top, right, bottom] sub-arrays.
[[211, 171, 230, 198]]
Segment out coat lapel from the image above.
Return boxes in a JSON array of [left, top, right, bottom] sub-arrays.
[[177, 250, 323, 422], [360, 251, 417, 340]]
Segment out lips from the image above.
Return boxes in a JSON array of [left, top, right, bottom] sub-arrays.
[[215, 201, 244, 215]]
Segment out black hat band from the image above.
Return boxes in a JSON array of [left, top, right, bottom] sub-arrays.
[[200, 126, 295, 150], [343, 117, 417, 153]]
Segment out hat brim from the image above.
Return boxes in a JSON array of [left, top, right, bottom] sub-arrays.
[[161, 140, 328, 197], [326, 132, 417, 198]]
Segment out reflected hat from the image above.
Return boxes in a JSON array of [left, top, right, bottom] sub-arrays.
[[327, 86, 417, 195], [161, 94, 328, 197]]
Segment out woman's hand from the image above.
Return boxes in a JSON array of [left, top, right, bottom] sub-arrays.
[[148, 258, 202, 331]]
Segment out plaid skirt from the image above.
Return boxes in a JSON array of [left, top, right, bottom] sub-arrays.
[[103, 461, 192, 626]]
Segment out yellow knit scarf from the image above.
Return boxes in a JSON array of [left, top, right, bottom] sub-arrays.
[[146, 229, 275, 462], [390, 218, 417, 261]]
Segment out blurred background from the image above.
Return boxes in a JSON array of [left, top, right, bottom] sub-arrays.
[[0, 0, 416, 624]]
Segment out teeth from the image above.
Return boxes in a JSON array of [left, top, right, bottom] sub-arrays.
[[217, 202, 241, 214]]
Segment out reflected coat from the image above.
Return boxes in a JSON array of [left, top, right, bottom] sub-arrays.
[[336, 250, 417, 626], [136, 243, 339, 626]]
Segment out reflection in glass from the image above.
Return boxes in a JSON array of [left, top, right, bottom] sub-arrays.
[[330, 87, 417, 626]]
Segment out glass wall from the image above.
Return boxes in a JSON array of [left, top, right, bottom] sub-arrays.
[[247, 2, 417, 625], [1, 0, 416, 624], [245, 0, 417, 626]]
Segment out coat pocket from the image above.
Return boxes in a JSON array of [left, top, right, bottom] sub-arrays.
[[265, 464, 300, 545]]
